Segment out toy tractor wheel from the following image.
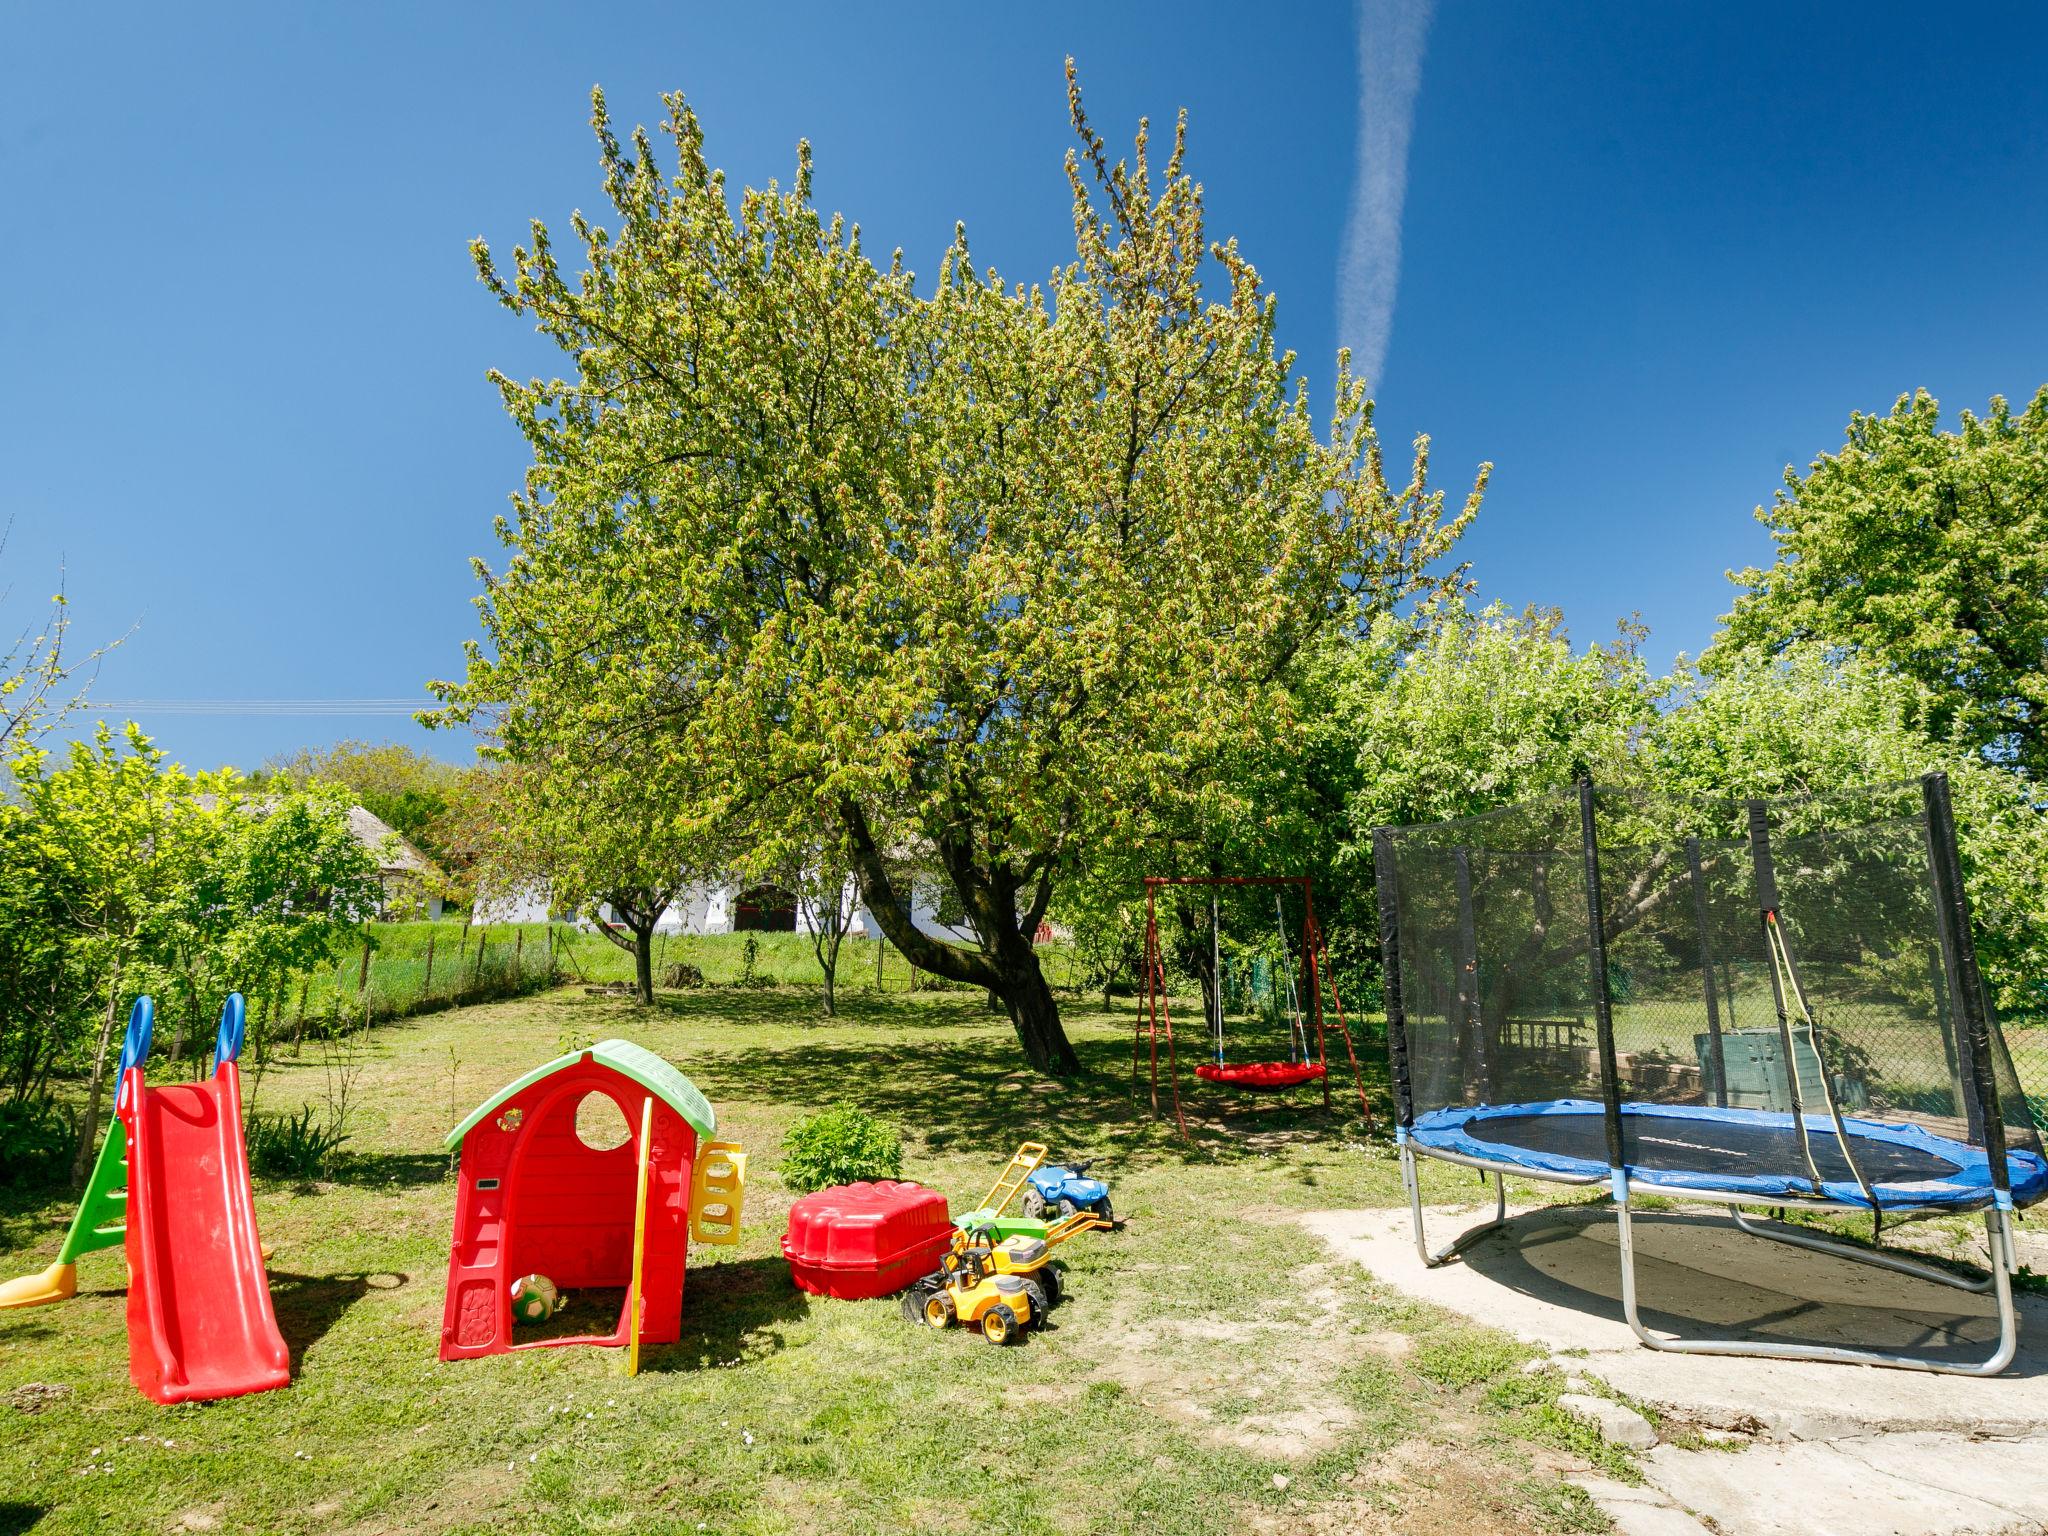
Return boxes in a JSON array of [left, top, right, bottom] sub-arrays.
[[922, 1290, 957, 1330], [1021, 1277, 1050, 1323], [1094, 1196, 1114, 1226], [900, 1280, 938, 1325], [1058, 1197, 1079, 1221], [981, 1303, 1021, 1345], [1021, 1188, 1046, 1220], [1040, 1263, 1063, 1308]]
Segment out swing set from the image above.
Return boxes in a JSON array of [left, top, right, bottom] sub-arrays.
[[1135, 875, 1373, 1140]]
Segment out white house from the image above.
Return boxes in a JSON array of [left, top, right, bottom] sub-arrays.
[[471, 873, 981, 945]]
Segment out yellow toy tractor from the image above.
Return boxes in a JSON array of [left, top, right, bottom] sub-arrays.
[[917, 1255, 1035, 1345], [904, 1210, 1107, 1336]]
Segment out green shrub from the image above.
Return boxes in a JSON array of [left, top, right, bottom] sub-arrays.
[[246, 1104, 349, 1180], [0, 1098, 72, 1185], [779, 1103, 902, 1193]]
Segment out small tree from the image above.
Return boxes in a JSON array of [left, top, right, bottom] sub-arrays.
[[792, 839, 856, 1016], [479, 758, 702, 1006]]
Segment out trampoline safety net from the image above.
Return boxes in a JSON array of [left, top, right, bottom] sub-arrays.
[[1372, 774, 2043, 1210]]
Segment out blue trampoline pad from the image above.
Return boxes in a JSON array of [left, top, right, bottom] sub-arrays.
[[1410, 1098, 2048, 1211]]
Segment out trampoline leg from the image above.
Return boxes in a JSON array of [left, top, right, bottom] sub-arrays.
[[1616, 1198, 2021, 1376], [1404, 1144, 1507, 1269], [1727, 1206, 1997, 1294]]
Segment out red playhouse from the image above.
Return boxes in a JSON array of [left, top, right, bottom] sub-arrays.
[[783, 1180, 954, 1300], [439, 1039, 746, 1361]]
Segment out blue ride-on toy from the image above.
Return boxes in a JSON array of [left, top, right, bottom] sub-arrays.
[[1021, 1158, 1112, 1224]]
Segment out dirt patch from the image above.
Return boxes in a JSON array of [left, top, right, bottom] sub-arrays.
[[1089, 1262, 1373, 1458], [1244, 1435, 1582, 1536], [5, 1380, 70, 1414], [173, 1507, 224, 1532]]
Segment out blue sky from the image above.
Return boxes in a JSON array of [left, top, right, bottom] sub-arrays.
[[4, 2, 2044, 770]]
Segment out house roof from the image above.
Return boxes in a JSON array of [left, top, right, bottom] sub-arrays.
[[443, 1038, 717, 1149], [347, 806, 435, 876]]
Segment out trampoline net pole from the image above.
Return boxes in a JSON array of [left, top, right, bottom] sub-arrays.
[[1577, 778, 1626, 1174], [1685, 835, 1729, 1109], [1924, 772, 2010, 1195], [1374, 829, 1416, 1131]]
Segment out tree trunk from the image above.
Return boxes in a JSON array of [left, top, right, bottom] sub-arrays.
[[71, 970, 122, 1192], [835, 798, 1082, 1075], [991, 932, 1080, 1075], [634, 922, 655, 1005]]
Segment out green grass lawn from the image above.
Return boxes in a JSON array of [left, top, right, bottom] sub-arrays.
[[1, 986, 1615, 1536]]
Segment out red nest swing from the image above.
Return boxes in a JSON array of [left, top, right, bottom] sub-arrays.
[[1195, 1059, 1328, 1090], [1134, 875, 1373, 1141]]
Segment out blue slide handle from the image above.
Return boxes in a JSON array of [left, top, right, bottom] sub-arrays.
[[213, 992, 247, 1068], [114, 995, 155, 1111]]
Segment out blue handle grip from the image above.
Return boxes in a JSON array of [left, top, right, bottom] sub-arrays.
[[213, 993, 246, 1068], [114, 995, 155, 1111]]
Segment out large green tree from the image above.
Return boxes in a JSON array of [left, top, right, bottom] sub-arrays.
[[436, 73, 1481, 1073], [1714, 387, 2048, 778]]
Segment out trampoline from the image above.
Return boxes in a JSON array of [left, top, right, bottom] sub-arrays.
[[1412, 1101, 2048, 1211], [1373, 773, 2043, 1376]]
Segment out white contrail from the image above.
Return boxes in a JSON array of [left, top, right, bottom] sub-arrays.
[[1338, 0, 1436, 393]]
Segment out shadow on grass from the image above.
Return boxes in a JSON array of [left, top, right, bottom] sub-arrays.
[[0, 1503, 45, 1535], [686, 1022, 1389, 1170], [270, 1269, 408, 1370], [323, 1151, 452, 1190], [651, 988, 1000, 1031], [644, 1255, 812, 1373]]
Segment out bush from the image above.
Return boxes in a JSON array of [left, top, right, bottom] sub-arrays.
[[0, 1098, 72, 1185], [779, 1103, 903, 1193], [246, 1104, 349, 1181], [662, 960, 705, 989]]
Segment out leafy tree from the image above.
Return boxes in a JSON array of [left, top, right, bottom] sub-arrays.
[[1640, 648, 2048, 1019], [478, 756, 703, 1005], [1714, 387, 2048, 778], [2, 726, 379, 1183], [1327, 601, 1655, 838], [437, 74, 1480, 1074]]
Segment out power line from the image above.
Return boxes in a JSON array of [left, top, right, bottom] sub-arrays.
[[90, 699, 433, 717]]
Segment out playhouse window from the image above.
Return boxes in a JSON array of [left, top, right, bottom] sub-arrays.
[[573, 1090, 632, 1151]]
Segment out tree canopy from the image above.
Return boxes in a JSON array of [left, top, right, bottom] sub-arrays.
[[1714, 387, 2048, 778], [435, 71, 1483, 1072]]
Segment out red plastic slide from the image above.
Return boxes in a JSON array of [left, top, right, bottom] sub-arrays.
[[119, 1034, 289, 1405]]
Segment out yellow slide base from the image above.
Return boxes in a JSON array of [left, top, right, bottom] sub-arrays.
[[0, 1261, 77, 1310]]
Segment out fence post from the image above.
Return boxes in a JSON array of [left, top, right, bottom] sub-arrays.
[[515, 927, 524, 984], [423, 930, 436, 997], [358, 940, 372, 997], [473, 926, 488, 991]]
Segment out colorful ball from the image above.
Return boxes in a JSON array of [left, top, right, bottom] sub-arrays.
[[509, 1273, 559, 1324]]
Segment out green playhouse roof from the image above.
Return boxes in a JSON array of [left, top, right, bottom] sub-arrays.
[[444, 1038, 716, 1150]]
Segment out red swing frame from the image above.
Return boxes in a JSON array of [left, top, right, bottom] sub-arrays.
[[1135, 875, 1374, 1141]]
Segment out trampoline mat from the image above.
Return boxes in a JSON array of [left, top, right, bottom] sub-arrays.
[[1408, 1099, 2048, 1210], [1490, 1107, 1956, 1185]]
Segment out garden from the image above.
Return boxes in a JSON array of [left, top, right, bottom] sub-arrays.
[[0, 969, 1638, 1536]]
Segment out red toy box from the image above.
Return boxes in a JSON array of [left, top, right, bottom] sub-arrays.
[[783, 1180, 953, 1300]]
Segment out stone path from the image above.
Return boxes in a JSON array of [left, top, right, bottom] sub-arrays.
[[1303, 1202, 2048, 1535]]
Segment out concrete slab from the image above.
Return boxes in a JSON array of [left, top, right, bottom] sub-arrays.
[[1645, 1435, 2048, 1536], [1306, 1203, 2048, 1535], [1301, 1203, 2048, 1439], [1557, 1391, 1659, 1449]]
